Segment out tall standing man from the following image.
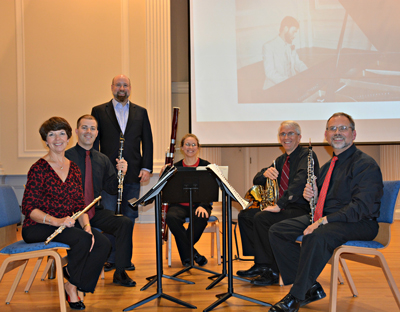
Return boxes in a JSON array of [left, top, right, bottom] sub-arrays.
[[91, 74, 153, 270], [237, 121, 319, 286], [269, 112, 383, 312], [65, 115, 136, 287]]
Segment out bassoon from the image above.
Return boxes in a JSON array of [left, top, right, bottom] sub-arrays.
[[116, 133, 125, 216], [161, 107, 179, 241]]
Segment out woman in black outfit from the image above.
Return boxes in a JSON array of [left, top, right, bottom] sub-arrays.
[[165, 134, 212, 266], [21, 117, 110, 310]]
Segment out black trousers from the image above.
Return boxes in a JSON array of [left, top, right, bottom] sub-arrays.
[[238, 208, 307, 272], [90, 209, 133, 269], [22, 224, 111, 293], [269, 214, 379, 300], [166, 204, 212, 262]]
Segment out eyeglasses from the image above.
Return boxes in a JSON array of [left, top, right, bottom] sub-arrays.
[[184, 143, 197, 147], [279, 131, 297, 138], [326, 125, 352, 132]]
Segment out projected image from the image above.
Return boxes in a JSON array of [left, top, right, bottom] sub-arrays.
[[236, 0, 400, 103]]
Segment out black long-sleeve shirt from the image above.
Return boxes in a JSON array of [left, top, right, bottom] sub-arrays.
[[253, 145, 319, 212], [65, 144, 118, 202], [319, 144, 383, 223]]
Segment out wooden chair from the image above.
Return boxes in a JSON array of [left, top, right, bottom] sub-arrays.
[[0, 184, 70, 312], [328, 180, 400, 312]]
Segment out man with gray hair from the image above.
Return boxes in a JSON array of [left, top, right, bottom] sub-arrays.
[[237, 120, 319, 286]]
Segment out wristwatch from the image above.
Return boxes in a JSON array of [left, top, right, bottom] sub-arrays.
[[317, 217, 324, 226]]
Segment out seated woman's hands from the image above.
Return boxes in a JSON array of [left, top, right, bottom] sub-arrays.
[[195, 206, 209, 218]]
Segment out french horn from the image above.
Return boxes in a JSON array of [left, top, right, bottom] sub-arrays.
[[244, 161, 279, 210]]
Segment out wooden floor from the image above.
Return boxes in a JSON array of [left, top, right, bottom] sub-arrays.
[[1, 221, 400, 312]]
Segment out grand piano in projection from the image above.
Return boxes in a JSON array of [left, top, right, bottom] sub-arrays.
[[248, 0, 400, 104]]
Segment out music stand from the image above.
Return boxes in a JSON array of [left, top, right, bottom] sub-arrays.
[[203, 165, 271, 311], [162, 168, 221, 279], [123, 166, 196, 311]]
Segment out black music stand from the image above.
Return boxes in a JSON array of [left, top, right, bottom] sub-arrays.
[[203, 170, 271, 312], [162, 168, 221, 279], [123, 166, 196, 311]]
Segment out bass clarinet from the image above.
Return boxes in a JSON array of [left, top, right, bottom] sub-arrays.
[[45, 196, 101, 244], [307, 140, 316, 223], [161, 107, 180, 241], [116, 133, 125, 216]]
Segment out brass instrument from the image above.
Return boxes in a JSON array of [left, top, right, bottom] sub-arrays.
[[45, 196, 101, 245], [244, 160, 279, 210]]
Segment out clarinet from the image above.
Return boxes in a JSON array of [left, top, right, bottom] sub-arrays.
[[115, 133, 125, 216], [307, 140, 316, 223], [161, 107, 180, 241]]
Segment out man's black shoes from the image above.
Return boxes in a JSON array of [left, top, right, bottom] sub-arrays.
[[194, 254, 208, 266], [113, 270, 136, 287], [251, 268, 279, 286], [269, 293, 300, 312], [104, 262, 115, 272], [104, 262, 135, 272], [236, 263, 269, 278], [300, 282, 326, 307]]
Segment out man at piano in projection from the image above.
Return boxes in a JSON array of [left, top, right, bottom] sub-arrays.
[[262, 16, 308, 90]]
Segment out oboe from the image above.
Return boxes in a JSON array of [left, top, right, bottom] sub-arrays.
[[116, 133, 125, 216], [45, 196, 101, 245], [307, 140, 316, 223]]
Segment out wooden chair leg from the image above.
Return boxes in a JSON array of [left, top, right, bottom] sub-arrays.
[[210, 226, 215, 258], [6, 260, 28, 304], [377, 254, 400, 309], [40, 257, 55, 280], [329, 250, 343, 312], [25, 257, 44, 292], [215, 222, 221, 265], [339, 256, 358, 296], [168, 229, 172, 267]]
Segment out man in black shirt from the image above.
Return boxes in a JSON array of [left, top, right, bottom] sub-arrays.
[[269, 112, 383, 312], [65, 115, 136, 287], [236, 121, 319, 286]]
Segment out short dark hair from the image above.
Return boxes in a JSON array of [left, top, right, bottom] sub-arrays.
[[280, 16, 300, 32], [39, 117, 72, 141], [77, 114, 98, 128], [326, 112, 355, 130], [180, 133, 200, 148]]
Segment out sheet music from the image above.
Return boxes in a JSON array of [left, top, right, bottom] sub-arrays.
[[206, 164, 252, 210]]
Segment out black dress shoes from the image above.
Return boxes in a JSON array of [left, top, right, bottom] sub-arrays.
[[104, 262, 116, 272], [113, 270, 136, 287], [194, 254, 208, 266], [269, 293, 300, 312], [125, 262, 135, 271], [300, 281, 326, 307], [236, 263, 269, 278], [65, 290, 85, 310], [105, 262, 135, 272], [251, 268, 279, 286]]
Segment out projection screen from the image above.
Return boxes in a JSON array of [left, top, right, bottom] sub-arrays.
[[189, 0, 400, 145]]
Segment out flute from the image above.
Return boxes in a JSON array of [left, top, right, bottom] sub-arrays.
[[44, 196, 101, 245]]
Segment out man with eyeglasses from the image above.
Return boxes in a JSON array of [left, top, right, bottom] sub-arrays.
[[91, 74, 153, 272], [268, 112, 383, 312], [236, 120, 319, 286]]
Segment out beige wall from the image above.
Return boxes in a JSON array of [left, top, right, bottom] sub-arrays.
[[0, 0, 147, 175]]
